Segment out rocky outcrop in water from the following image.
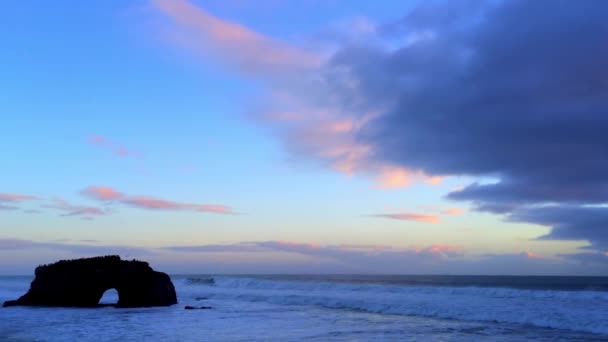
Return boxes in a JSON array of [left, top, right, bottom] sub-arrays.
[[3, 255, 177, 308]]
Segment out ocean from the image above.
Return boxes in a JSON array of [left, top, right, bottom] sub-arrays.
[[1, 275, 607, 341]]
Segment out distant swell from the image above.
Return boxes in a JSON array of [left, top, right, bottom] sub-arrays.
[[183, 276, 608, 335], [185, 277, 215, 286]]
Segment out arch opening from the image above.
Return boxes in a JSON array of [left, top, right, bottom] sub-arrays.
[[99, 288, 119, 306]]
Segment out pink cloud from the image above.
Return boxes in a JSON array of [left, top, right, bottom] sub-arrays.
[[187, 204, 233, 214], [152, 0, 321, 74], [122, 196, 180, 210], [81, 186, 125, 201], [122, 195, 233, 214], [87, 135, 138, 158], [372, 212, 441, 224], [82, 186, 234, 215], [0, 193, 39, 203]]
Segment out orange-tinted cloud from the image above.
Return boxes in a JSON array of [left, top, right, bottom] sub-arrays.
[[522, 251, 541, 259], [372, 212, 441, 224], [81, 186, 125, 201], [441, 208, 465, 215]]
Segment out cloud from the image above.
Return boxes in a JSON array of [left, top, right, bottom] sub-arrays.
[[343, 0, 608, 249], [42, 198, 108, 218], [371, 212, 441, 223], [151, 0, 321, 74], [165, 240, 463, 262], [2, 237, 602, 275], [152, 0, 608, 248], [558, 251, 608, 265], [161, 240, 593, 274], [83, 185, 235, 215], [23, 209, 42, 214], [0, 193, 39, 211], [0, 238, 152, 256], [0, 193, 38, 203], [161, 240, 466, 273], [163, 242, 263, 253], [81, 186, 125, 201], [122, 196, 232, 214], [151, 0, 441, 189], [507, 205, 608, 250], [88, 135, 138, 158], [441, 208, 465, 215]]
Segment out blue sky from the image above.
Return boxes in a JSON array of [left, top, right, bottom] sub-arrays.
[[1, 0, 606, 275]]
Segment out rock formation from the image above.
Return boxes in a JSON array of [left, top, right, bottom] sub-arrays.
[[3, 255, 177, 308]]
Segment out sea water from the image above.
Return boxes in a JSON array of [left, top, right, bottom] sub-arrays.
[[1, 275, 607, 341]]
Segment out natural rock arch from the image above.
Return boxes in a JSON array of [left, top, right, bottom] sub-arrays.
[[3, 255, 177, 308]]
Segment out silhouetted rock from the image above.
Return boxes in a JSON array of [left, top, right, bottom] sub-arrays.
[[3, 255, 177, 308], [184, 305, 212, 310]]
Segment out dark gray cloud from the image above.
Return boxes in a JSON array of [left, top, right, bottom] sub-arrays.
[[508, 205, 608, 249], [323, 0, 608, 249], [558, 251, 608, 266]]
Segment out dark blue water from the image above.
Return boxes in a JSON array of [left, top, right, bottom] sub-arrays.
[[2, 275, 608, 341]]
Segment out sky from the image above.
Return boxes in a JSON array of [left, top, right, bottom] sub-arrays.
[[1, 0, 607, 275]]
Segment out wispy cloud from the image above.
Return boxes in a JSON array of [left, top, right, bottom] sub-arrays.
[[1, 238, 602, 274], [164, 240, 463, 261], [162, 240, 469, 273], [152, 0, 321, 74], [84, 185, 235, 215], [87, 135, 138, 158], [371, 212, 441, 223], [0, 193, 39, 203], [23, 209, 42, 214], [0, 193, 40, 212], [42, 198, 109, 218], [122, 196, 232, 214], [0, 238, 152, 256]]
